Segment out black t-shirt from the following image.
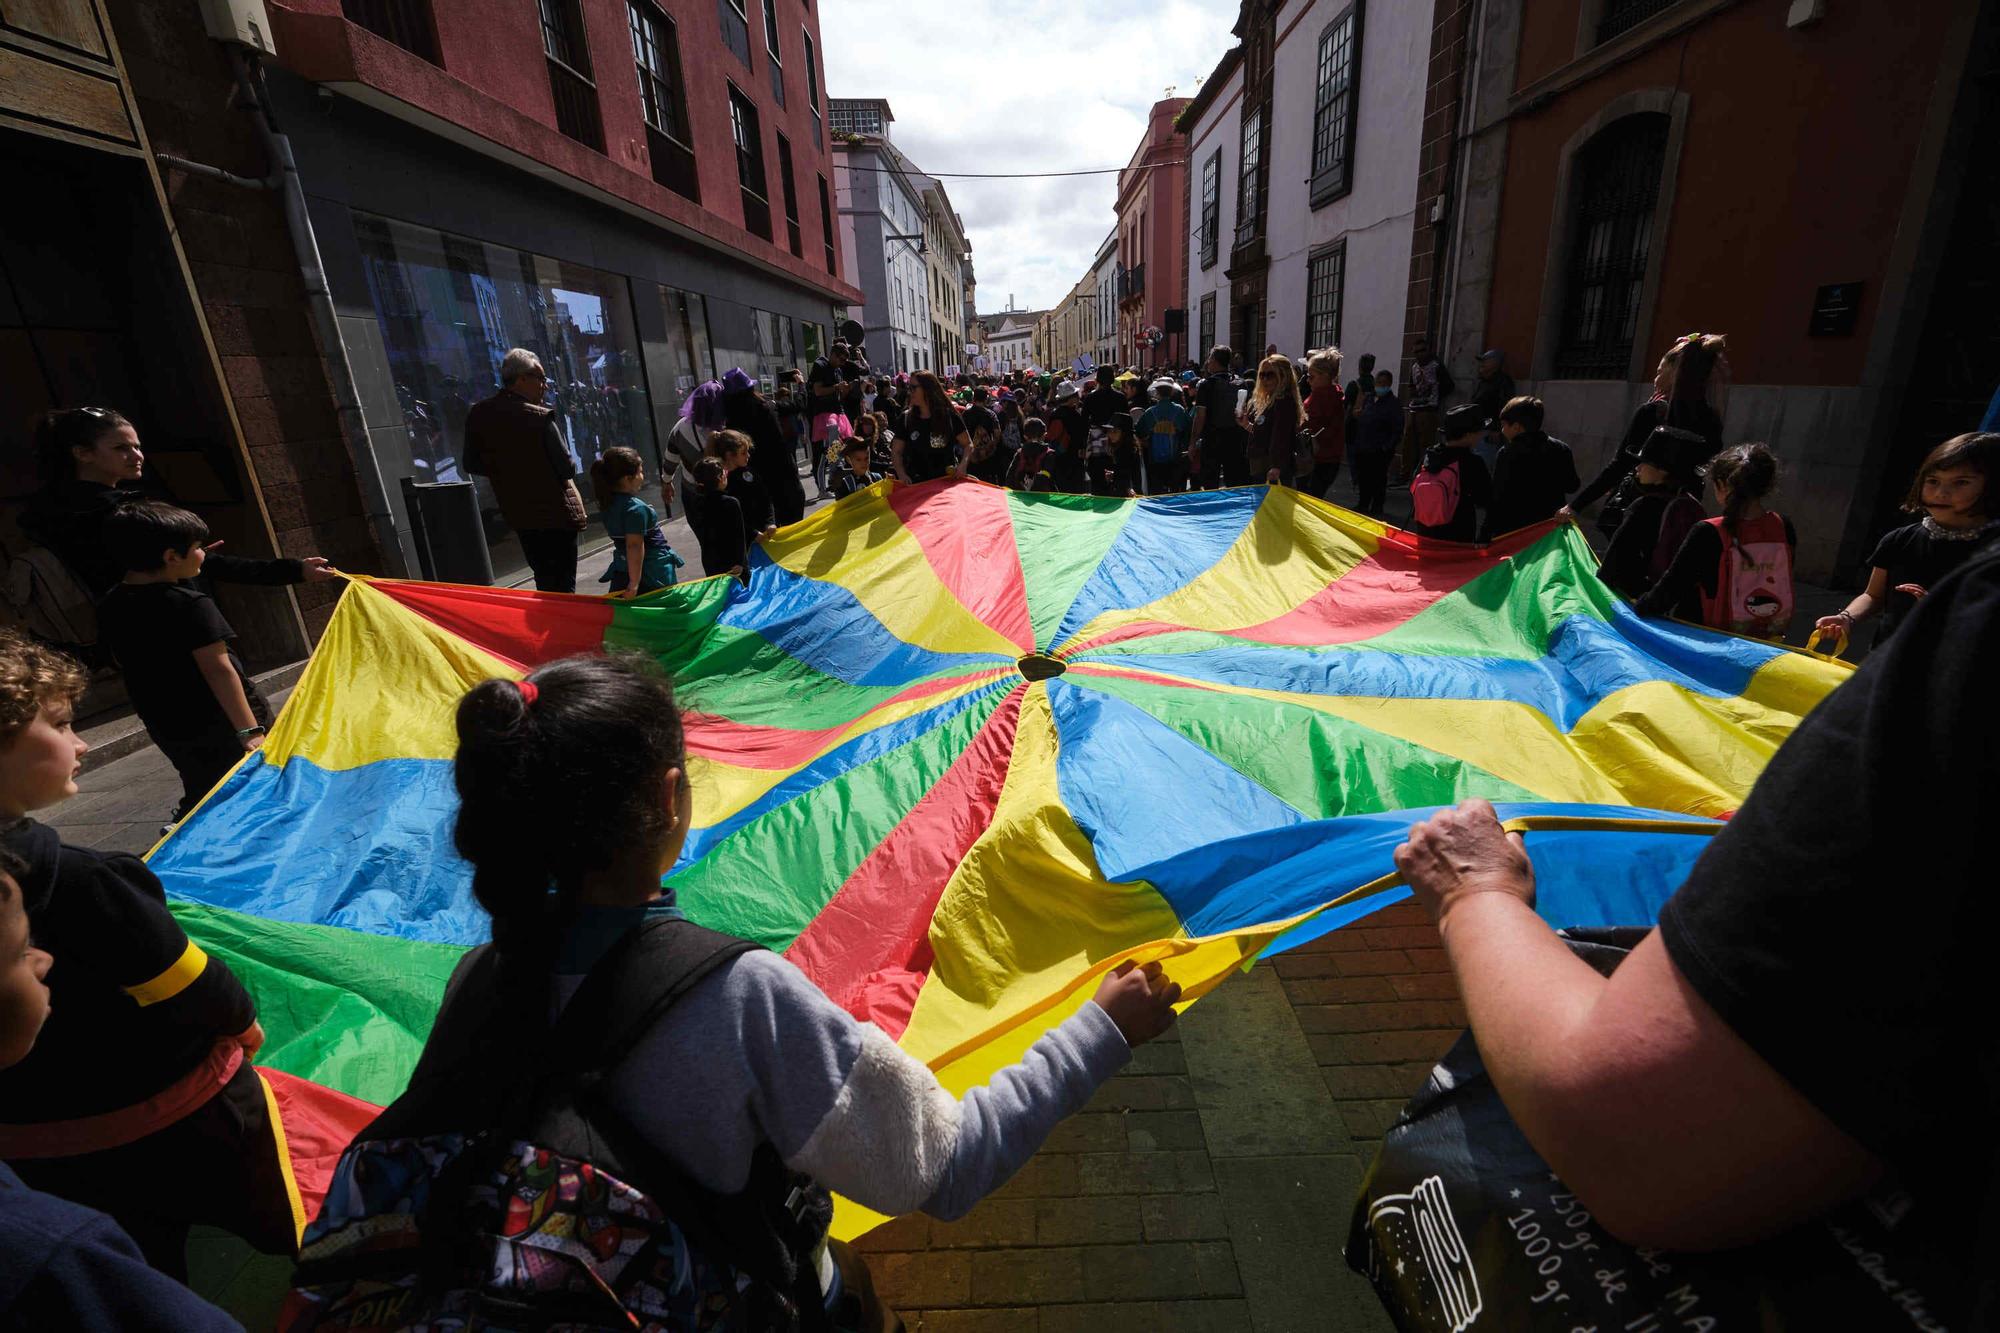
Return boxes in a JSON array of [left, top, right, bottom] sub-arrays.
[[1658, 548, 1999, 1318], [1864, 519, 2000, 641], [683, 486, 746, 576], [965, 441, 1015, 486], [1083, 386, 1126, 430], [1195, 373, 1240, 440], [962, 404, 999, 440], [95, 581, 249, 744], [900, 409, 965, 482], [1486, 431, 1580, 538], [807, 358, 844, 412]]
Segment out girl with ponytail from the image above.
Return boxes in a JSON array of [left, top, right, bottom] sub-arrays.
[[432, 652, 1182, 1320], [1634, 442, 1797, 639]]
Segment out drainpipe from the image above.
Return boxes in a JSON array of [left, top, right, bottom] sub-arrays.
[[228, 50, 409, 577]]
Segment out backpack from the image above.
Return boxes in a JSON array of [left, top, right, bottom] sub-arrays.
[[1701, 512, 1794, 638], [281, 919, 833, 1332], [1, 545, 98, 651], [1648, 492, 1708, 584], [1409, 456, 1463, 529]]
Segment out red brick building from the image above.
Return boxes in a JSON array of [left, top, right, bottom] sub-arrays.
[[1114, 96, 1190, 370], [1, 0, 861, 665], [1413, 0, 1997, 580]]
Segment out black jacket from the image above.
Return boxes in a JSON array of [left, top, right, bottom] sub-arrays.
[[723, 391, 804, 512], [0, 819, 254, 1124], [20, 481, 304, 600], [1486, 430, 1580, 539]]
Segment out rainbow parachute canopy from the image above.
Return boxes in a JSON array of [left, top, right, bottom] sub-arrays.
[[149, 480, 1848, 1232]]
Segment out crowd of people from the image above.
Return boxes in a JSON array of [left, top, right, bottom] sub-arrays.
[[2, 322, 1997, 1328]]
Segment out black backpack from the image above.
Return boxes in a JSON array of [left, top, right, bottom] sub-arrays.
[[281, 919, 834, 1332]]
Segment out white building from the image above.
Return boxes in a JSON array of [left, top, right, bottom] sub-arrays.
[[830, 99, 935, 374], [1092, 231, 1119, 368], [1184, 0, 1423, 373], [982, 308, 1042, 374]]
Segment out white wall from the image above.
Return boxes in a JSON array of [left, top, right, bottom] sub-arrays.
[[1264, 0, 1425, 369], [1185, 59, 1243, 361]]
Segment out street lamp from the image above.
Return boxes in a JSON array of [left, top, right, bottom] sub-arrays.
[[885, 232, 929, 257]]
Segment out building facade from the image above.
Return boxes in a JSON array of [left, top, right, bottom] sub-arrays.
[[832, 122, 933, 375], [1114, 97, 1190, 370], [920, 180, 970, 372], [1181, 0, 1424, 374], [982, 309, 1043, 374], [1426, 0, 1995, 581], [6, 0, 861, 654], [1091, 232, 1119, 369]]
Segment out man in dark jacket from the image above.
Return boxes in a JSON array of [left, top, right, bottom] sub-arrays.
[[1189, 345, 1247, 488], [721, 368, 805, 527], [462, 348, 588, 592]]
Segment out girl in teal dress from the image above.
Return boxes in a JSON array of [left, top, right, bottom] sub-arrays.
[[588, 448, 683, 598]]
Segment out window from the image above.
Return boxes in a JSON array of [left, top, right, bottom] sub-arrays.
[[729, 85, 772, 241], [629, 3, 697, 201], [717, 0, 749, 64], [1235, 108, 1265, 247], [777, 133, 802, 257], [761, 0, 784, 106], [1555, 113, 1668, 379], [1309, 4, 1361, 207], [539, 0, 602, 151], [351, 212, 652, 584], [1596, 0, 1677, 45], [803, 30, 823, 145], [342, 0, 439, 63], [1304, 242, 1345, 350], [1199, 149, 1220, 269], [818, 173, 837, 273]]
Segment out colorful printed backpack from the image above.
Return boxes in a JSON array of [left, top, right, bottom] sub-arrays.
[[280, 920, 834, 1332], [1700, 512, 1794, 638]]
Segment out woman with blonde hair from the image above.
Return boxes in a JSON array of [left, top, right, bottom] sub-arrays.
[[1243, 353, 1307, 487]]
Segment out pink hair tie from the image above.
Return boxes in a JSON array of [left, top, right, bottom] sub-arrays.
[[515, 679, 539, 707]]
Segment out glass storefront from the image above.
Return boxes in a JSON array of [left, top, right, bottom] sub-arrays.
[[353, 212, 653, 581]]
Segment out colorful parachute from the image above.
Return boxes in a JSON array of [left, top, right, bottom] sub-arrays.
[[147, 480, 1849, 1235]]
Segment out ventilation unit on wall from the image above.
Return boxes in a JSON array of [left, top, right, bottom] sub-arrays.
[[196, 0, 276, 55]]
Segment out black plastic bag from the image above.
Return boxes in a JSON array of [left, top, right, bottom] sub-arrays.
[[1345, 930, 1972, 1331]]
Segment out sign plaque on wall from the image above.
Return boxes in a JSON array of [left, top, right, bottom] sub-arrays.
[[1808, 282, 1864, 337]]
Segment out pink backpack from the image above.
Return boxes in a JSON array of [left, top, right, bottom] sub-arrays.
[[1699, 513, 1794, 638], [1410, 460, 1462, 529]]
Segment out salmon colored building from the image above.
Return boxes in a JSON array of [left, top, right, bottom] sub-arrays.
[[1115, 96, 1191, 370], [1420, 0, 1995, 579]]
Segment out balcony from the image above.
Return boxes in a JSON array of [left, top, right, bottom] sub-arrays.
[[342, 0, 438, 63], [1118, 262, 1145, 305]]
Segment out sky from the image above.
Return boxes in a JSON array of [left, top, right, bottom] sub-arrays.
[[818, 0, 1239, 316]]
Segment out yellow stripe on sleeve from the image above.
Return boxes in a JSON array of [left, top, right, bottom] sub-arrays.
[[122, 940, 209, 1008]]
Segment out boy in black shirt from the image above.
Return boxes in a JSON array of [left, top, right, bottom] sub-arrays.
[[0, 629, 291, 1279], [96, 502, 273, 821]]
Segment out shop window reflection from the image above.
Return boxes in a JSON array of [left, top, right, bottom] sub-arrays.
[[353, 212, 653, 583]]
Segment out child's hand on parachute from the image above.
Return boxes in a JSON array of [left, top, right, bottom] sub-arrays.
[[1092, 960, 1181, 1047]]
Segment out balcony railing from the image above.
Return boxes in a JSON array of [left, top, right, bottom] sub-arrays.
[[547, 58, 603, 151], [1118, 262, 1145, 304], [1596, 0, 1679, 43], [342, 0, 438, 63]]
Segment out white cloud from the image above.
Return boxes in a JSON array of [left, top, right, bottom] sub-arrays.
[[819, 0, 1239, 314]]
